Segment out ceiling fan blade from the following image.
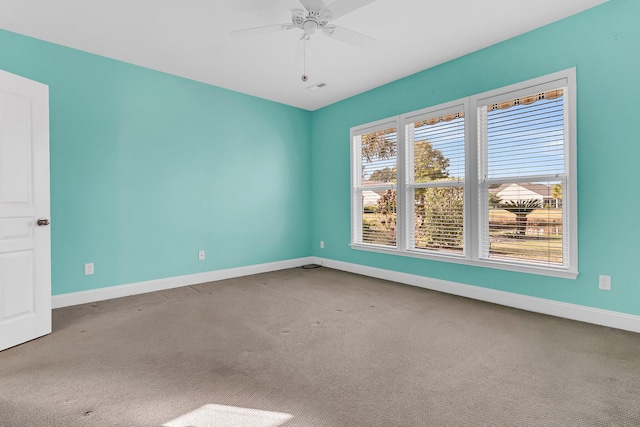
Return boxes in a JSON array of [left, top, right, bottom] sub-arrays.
[[298, 0, 326, 12], [231, 23, 295, 38], [323, 25, 378, 49], [325, 0, 376, 20]]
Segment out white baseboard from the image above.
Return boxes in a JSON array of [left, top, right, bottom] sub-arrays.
[[52, 257, 314, 309], [313, 257, 640, 334], [53, 255, 640, 334]]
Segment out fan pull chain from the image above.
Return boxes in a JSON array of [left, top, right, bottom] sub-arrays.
[[301, 38, 309, 82]]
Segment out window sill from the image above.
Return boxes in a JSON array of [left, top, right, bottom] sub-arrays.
[[350, 243, 578, 279]]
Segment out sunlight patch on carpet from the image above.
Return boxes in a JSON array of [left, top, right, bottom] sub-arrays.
[[163, 404, 293, 427]]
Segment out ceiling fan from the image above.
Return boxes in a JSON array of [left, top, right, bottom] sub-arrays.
[[231, 0, 378, 50]]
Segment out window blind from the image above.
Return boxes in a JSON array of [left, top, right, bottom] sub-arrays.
[[408, 111, 465, 254], [479, 89, 567, 266], [354, 126, 398, 247]]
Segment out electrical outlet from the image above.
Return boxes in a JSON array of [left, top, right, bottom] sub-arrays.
[[84, 263, 94, 275], [198, 250, 205, 261], [320, 241, 324, 249], [599, 275, 611, 291]]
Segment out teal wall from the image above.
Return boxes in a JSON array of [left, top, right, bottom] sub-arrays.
[[1, 0, 638, 317], [0, 30, 312, 295], [311, 0, 640, 315]]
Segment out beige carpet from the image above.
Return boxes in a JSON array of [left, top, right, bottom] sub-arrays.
[[1, 267, 640, 426]]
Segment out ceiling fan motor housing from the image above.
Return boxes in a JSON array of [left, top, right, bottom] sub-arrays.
[[292, 9, 331, 35]]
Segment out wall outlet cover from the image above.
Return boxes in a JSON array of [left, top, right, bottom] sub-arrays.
[[599, 275, 611, 291], [84, 263, 94, 275]]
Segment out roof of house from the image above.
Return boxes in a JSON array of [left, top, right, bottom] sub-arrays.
[[493, 183, 554, 198]]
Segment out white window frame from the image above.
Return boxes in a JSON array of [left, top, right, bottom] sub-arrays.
[[350, 68, 578, 279]]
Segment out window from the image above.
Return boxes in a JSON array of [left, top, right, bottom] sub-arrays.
[[351, 119, 398, 248], [477, 87, 567, 267], [351, 69, 577, 278], [404, 104, 466, 256]]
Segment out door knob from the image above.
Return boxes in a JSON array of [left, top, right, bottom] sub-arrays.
[[37, 218, 50, 226]]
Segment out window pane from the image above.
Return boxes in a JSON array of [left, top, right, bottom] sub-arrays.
[[486, 94, 564, 179], [362, 189, 397, 246], [357, 126, 397, 247], [414, 186, 464, 253], [486, 181, 563, 265], [361, 127, 397, 186], [413, 115, 465, 183]]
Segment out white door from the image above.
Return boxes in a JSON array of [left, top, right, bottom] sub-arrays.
[[0, 70, 50, 351]]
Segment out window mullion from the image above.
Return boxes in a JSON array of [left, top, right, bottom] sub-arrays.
[[396, 117, 410, 251], [468, 99, 482, 261], [351, 136, 362, 245]]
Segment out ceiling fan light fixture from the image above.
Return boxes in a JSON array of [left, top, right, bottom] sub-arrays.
[[303, 20, 318, 34]]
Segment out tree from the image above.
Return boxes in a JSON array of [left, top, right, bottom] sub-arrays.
[[375, 189, 397, 226], [415, 186, 464, 250], [413, 139, 451, 227], [414, 141, 449, 182], [489, 193, 503, 208], [369, 167, 395, 182], [361, 130, 395, 162], [362, 189, 397, 246], [500, 198, 542, 237], [549, 183, 563, 208], [411, 140, 463, 251]]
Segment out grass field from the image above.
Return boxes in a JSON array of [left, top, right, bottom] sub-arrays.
[[489, 208, 562, 222], [488, 208, 563, 264], [489, 237, 563, 264], [363, 208, 564, 264], [364, 209, 562, 226]]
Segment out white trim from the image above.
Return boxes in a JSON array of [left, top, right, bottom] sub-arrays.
[[52, 257, 314, 309], [312, 257, 640, 334], [350, 243, 578, 279]]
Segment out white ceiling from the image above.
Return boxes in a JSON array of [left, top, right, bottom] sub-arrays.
[[0, 0, 607, 111]]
